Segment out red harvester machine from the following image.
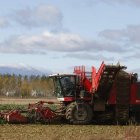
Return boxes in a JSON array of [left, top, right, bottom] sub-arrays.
[[1, 62, 140, 124]]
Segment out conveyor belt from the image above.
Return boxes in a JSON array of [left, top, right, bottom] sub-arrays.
[[115, 70, 130, 123]]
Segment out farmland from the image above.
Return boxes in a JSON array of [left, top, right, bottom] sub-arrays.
[[0, 97, 58, 105], [1, 124, 140, 140], [1, 98, 140, 140]]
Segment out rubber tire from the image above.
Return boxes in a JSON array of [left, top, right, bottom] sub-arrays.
[[66, 102, 93, 124]]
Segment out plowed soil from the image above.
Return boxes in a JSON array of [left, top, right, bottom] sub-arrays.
[[1, 124, 140, 140]]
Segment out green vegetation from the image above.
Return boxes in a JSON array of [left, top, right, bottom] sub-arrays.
[[0, 103, 56, 111], [0, 104, 27, 111]]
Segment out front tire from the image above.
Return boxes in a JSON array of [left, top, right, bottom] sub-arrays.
[[66, 102, 93, 124]]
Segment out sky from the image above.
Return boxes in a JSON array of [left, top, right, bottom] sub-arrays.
[[0, 0, 140, 75]]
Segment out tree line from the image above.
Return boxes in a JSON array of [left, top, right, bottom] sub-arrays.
[[0, 74, 54, 98]]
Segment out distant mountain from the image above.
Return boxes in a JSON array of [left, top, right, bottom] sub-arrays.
[[0, 65, 50, 76]]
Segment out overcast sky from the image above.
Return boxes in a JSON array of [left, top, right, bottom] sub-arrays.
[[0, 0, 140, 74]]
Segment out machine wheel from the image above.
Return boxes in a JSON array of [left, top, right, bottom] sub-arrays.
[[66, 102, 93, 124]]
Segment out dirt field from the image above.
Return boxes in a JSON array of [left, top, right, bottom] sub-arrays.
[[1, 98, 140, 140], [1, 124, 140, 140], [0, 97, 58, 105]]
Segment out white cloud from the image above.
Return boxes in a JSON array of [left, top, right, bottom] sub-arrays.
[[0, 31, 126, 54], [123, 52, 140, 61], [64, 53, 115, 61], [105, 0, 140, 6], [98, 25, 140, 61], [13, 5, 63, 29], [86, 0, 140, 7], [99, 24, 140, 45]]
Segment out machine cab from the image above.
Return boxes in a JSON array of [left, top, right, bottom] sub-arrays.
[[49, 74, 77, 101]]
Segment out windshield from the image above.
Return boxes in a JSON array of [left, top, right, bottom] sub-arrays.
[[60, 76, 75, 97], [60, 76, 75, 87], [53, 77, 62, 98], [53, 75, 76, 98]]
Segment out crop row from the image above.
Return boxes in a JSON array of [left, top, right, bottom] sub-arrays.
[[0, 104, 27, 111]]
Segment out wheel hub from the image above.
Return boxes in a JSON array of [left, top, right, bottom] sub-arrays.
[[74, 106, 88, 121]]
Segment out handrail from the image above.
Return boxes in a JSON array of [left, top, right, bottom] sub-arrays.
[[74, 62, 105, 93]]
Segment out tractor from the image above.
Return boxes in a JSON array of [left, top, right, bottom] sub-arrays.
[[49, 62, 140, 124]]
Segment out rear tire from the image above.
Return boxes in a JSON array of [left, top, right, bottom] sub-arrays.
[[66, 102, 93, 124]]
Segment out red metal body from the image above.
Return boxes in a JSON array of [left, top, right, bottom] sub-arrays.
[[74, 62, 140, 107], [0, 101, 57, 123], [108, 81, 140, 105], [107, 84, 117, 104], [0, 110, 27, 123], [130, 83, 140, 104], [28, 101, 56, 121], [74, 61, 105, 94]]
